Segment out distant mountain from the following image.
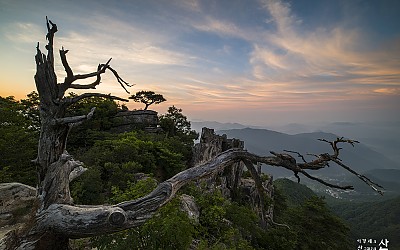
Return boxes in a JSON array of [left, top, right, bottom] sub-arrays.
[[271, 123, 315, 134], [191, 121, 251, 134], [363, 169, 400, 183], [272, 121, 400, 163], [217, 128, 400, 179], [339, 169, 400, 198]]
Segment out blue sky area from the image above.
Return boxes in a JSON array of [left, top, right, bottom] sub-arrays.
[[0, 0, 399, 125]]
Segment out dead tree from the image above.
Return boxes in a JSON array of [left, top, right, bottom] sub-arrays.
[[1, 18, 383, 250]]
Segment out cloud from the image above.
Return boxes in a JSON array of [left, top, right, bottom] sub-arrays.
[[56, 13, 192, 67], [248, 0, 400, 99], [174, 0, 201, 12], [3, 22, 45, 45], [183, 0, 399, 106], [260, 0, 299, 34], [373, 88, 400, 95], [192, 17, 242, 37], [191, 16, 260, 41], [2, 0, 399, 123]]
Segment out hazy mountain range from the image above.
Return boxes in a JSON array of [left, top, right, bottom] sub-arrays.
[[192, 120, 400, 196], [217, 127, 399, 177], [191, 120, 400, 163]]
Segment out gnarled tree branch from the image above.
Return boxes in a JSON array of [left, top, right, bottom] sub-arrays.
[[332, 159, 384, 195], [45, 16, 57, 66], [63, 93, 129, 106], [58, 50, 133, 98], [52, 107, 95, 125], [283, 137, 384, 194], [28, 142, 384, 239]]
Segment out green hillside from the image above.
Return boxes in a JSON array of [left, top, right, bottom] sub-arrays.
[[274, 178, 400, 250], [273, 178, 315, 207], [329, 196, 400, 250], [272, 178, 353, 249]]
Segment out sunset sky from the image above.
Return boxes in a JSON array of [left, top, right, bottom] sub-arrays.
[[1, 0, 399, 126]]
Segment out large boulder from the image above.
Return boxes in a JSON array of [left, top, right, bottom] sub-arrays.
[[111, 110, 159, 133], [0, 183, 36, 227]]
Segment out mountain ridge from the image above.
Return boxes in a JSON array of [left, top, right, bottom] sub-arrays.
[[215, 128, 400, 179], [191, 120, 400, 163]]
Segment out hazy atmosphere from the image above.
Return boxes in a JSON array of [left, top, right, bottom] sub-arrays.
[[1, 0, 399, 126]]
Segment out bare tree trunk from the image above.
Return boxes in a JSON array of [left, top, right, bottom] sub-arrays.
[[2, 17, 131, 249], [1, 17, 383, 250]]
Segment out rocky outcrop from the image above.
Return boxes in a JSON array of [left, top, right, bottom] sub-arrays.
[[0, 183, 36, 227], [111, 110, 160, 133], [239, 176, 274, 226], [192, 128, 245, 198], [192, 127, 244, 166], [192, 127, 274, 226], [180, 194, 199, 223]]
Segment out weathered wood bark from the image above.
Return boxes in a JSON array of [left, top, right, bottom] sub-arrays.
[[1, 18, 384, 250], [2, 17, 131, 250]]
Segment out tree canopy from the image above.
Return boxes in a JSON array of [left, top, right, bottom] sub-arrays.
[[129, 90, 166, 110], [0, 94, 39, 185]]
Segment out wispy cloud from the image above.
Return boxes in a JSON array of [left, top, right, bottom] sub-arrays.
[[179, 0, 398, 108], [248, 0, 400, 98], [373, 87, 400, 95], [1, 0, 399, 124], [3, 23, 44, 44]]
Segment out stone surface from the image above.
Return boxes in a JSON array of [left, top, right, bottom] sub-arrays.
[[180, 194, 199, 223], [191, 127, 246, 197], [191, 127, 274, 226], [0, 182, 36, 227], [192, 128, 244, 166], [111, 110, 159, 133]]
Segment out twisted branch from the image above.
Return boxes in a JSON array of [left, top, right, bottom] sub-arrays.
[[58, 49, 132, 98], [281, 137, 383, 194], [63, 93, 129, 106], [33, 17, 133, 99]]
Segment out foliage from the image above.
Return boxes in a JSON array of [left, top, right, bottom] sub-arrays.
[[129, 90, 166, 110], [271, 179, 353, 249], [159, 106, 198, 163], [109, 178, 158, 204], [70, 131, 187, 203], [66, 102, 196, 204], [273, 178, 315, 207], [159, 105, 198, 139], [286, 196, 352, 249], [92, 179, 194, 250], [66, 93, 123, 153], [94, 182, 262, 250], [0, 94, 39, 186], [329, 195, 400, 249], [225, 203, 270, 248], [183, 184, 260, 249], [19, 91, 40, 130], [70, 168, 105, 205]]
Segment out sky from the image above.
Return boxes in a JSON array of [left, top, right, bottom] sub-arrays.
[[1, 0, 399, 126]]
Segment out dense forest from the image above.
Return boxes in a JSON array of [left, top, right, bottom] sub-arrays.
[[0, 93, 362, 249], [328, 196, 400, 249]]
